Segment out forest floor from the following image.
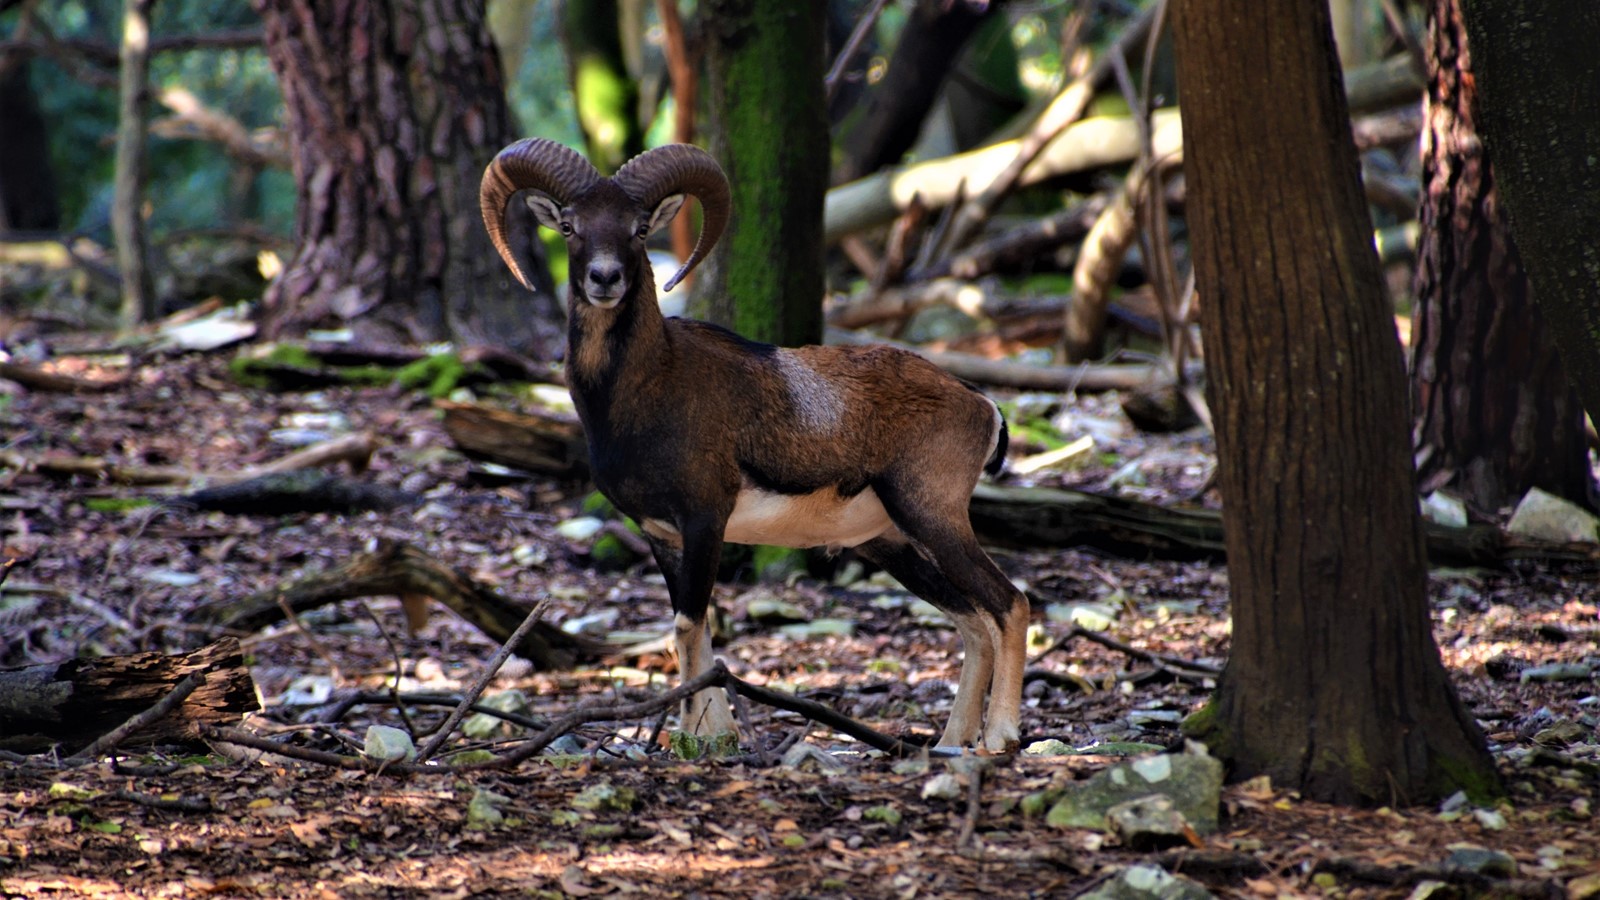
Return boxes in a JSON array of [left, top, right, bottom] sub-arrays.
[[1, 350, 1597, 899]]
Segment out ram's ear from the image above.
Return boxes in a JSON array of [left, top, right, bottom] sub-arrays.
[[646, 194, 685, 236], [525, 192, 565, 231]]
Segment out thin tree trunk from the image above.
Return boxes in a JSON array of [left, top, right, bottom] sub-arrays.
[[1409, 0, 1593, 516], [113, 0, 157, 328], [1172, 0, 1499, 805]]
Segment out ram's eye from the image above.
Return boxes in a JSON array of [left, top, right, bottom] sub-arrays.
[[559, 222, 574, 236], [635, 224, 650, 239]]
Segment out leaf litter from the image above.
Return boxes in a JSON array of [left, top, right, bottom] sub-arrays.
[[0, 352, 1596, 898]]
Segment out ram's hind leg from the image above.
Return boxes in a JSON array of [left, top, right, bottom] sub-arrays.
[[857, 527, 1029, 752]]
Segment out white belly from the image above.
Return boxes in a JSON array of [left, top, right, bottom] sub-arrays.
[[714, 486, 893, 550]]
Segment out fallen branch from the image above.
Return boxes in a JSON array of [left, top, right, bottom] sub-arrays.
[[0, 432, 379, 490], [202, 540, 605, 671], [0, 360, 129, 394], [1039, 625, 1221, 681], [179, 470, 415, 516], [416, 594, 553, 762]]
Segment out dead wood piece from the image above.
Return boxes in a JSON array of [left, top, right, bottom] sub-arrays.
[[0, 452, 193, 486], [0, 360, 129, 394], [1119, 382, 1204, 433], [970, 482, 1597, 568], [178, 470, 417, 516], [203, 540, 604, 671], [438, 400, 589, 479], [913, 199, 1105, 282], [0, 638, 260, 754]]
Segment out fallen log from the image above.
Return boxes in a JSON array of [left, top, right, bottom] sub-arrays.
[[200, 540, 604, 671], [434, 401, 1596, 568], [0, 638, 259, 754], [969, 483, 1600, 568], [178, 470, 418, 516], [437, 400, 588, 479]]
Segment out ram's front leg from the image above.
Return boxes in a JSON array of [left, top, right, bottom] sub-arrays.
[[648, 525, 739, 738]]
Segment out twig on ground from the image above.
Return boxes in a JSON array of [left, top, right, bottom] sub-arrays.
[[109, 788, 213, 813], [416, 593, 552, 763], [64, 673, 206, 765], [359, 601, 420, 738], [205, 662, 924, 775], [956, 762, 985, 849], [1039, 626, 1221, 678]]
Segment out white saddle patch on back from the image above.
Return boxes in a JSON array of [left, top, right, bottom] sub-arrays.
[[723, 485, 892, 551]]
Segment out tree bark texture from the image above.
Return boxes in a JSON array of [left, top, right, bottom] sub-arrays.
[[1457, 0, 1600, 424], [1172, 0, 1498, 805], [254, 0, 560, 355], [113, 0, 157, 328], [695, 0, 827, 346], [1410, 0, 1593, 516], [0, 639, 259, 754]]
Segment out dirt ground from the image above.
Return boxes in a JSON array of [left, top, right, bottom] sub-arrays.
[[1, 351, 1597, 898]]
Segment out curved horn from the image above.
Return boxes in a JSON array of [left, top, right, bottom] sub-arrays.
[[613, 144, 731, 292], [479, 138, 601, 290]]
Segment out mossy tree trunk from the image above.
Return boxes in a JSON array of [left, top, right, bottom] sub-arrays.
[[1456, 0, 1600, 423], [1410, 0, 1592, 516], [1172, 0, 1500, 805], [254, 0, 561, 355], [693, 0, 826, 347]]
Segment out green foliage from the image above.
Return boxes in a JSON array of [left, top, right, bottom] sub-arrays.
[[16, 1, 287, 238]]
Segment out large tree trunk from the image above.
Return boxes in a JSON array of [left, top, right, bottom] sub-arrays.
[[1457, 1, 1600, 423], [1409, 0, 1593, 516], [1172, 0, 1499, 805], [254, 0, 561, 355], [694, 0, 827, 347]]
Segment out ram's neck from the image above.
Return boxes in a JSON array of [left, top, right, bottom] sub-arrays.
[[565, 281, 670, 429]]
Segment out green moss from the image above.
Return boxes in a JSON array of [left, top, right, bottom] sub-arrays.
[[84, 497, 158, 513], [394, 353, 468, 397], [1428, 747, 1506, 805]]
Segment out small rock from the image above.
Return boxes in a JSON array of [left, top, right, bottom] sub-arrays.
[[466, 788, 509, 829], [1521, 663, 1594, 683], [922, 773, 964, 801], [1443, 845, 1517, 878], [1046, 753, 1223, 833], [571, 781, 636, 813], [1507, 488, 1600, 544], [1023, 739, 1077, 756], [1421, 491, 1469, 528], [1106, 795, 1193, 851], [362, 725, 416, 763], [781, 742, 847, 774], [1077, 864, 1215, 900]]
